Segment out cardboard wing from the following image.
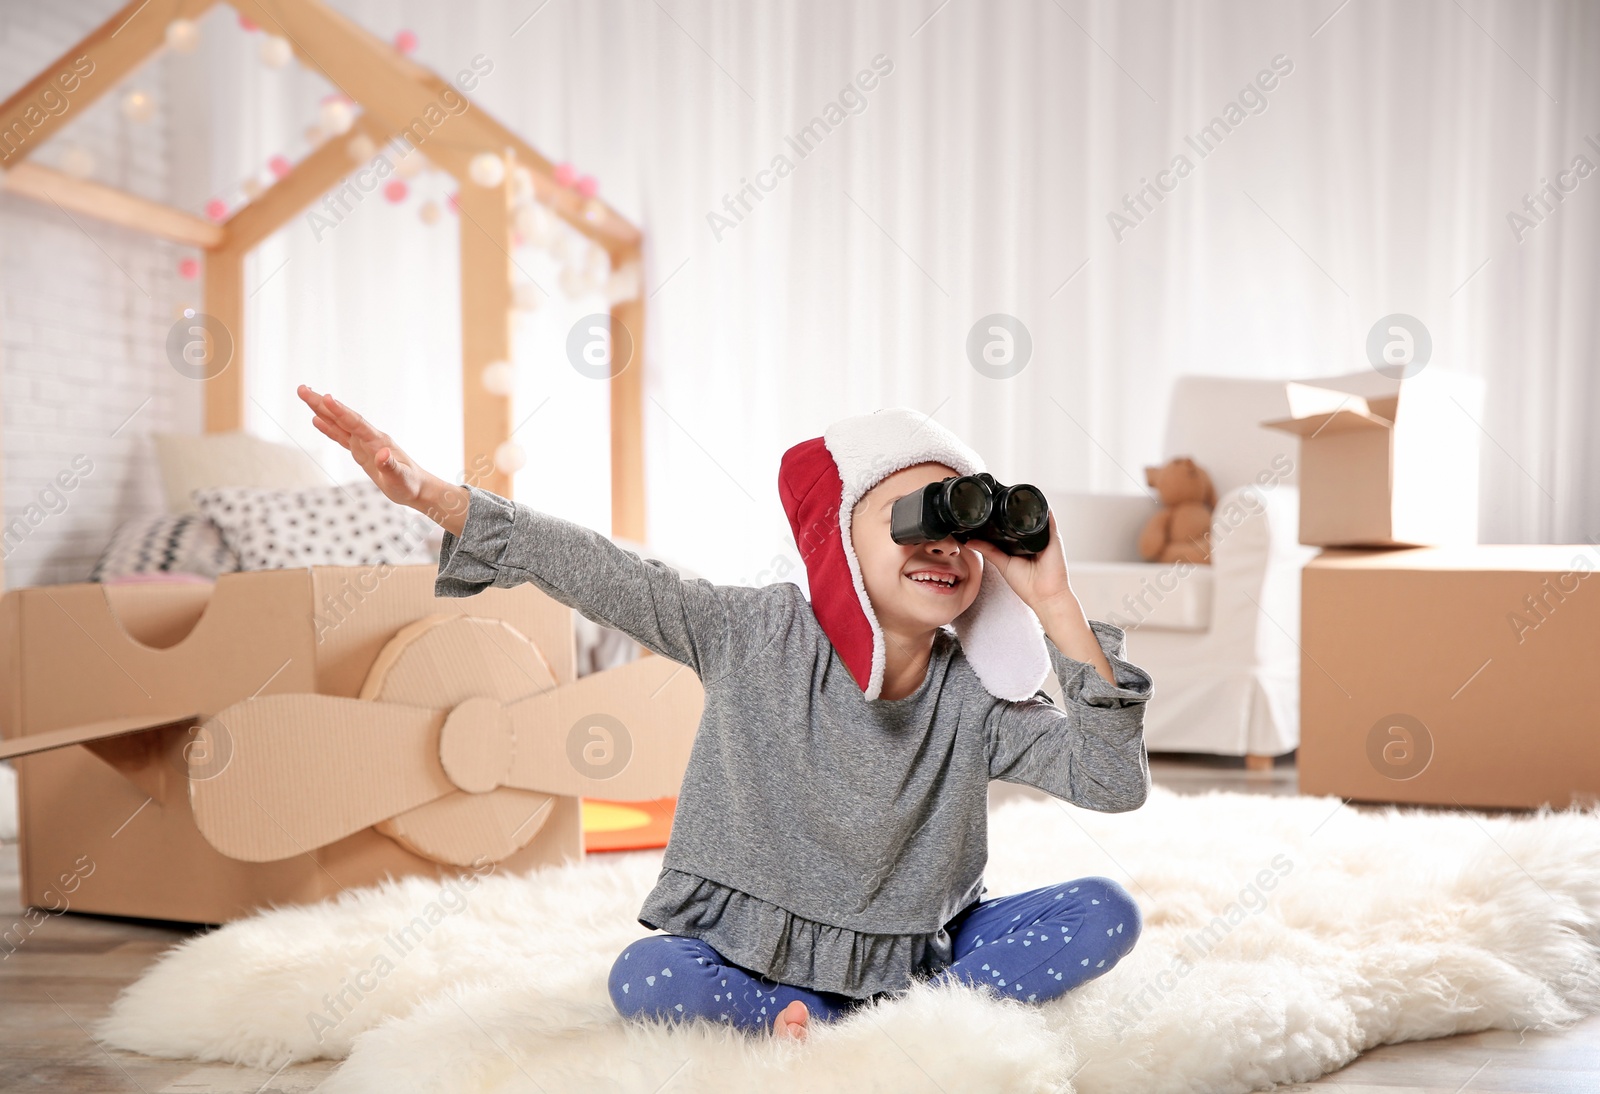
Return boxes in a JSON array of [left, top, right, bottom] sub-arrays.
[[0, 713, 198, 762], [3, 607, 703, 869], [0, 567, 709, 923]]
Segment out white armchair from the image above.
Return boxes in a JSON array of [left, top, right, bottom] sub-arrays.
[[1035, 372, 1403, 764]]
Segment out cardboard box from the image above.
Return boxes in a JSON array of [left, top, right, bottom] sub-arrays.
[[0, 567, 703, 924], [1299, 545, 1600, 809], [1261, 369, 1485, 548]]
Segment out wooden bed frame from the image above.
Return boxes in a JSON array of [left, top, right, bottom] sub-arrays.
[[0, 0, 649, 589]]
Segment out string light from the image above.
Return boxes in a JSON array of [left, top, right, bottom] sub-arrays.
[[319, 97, 354, 135], [469, 152, 506, 187], [260, 35, 293, 68], [480, 361, 516, 396], [59, 145, 95, 179], [165, 18, 201, 54], [394, 147, 425, 179], [512, 282, 546, 311], [120, 89, 155, 123], [493, 441, 526, 474]]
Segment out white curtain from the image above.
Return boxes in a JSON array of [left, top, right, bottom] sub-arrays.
[[175, 0, 1600, 584]]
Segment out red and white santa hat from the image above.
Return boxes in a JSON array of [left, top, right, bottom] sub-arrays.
[[777, 407, 1051, 702]]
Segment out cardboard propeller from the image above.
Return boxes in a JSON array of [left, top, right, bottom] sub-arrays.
[[183, 612, 702, 866], [0, 611, 703, 870]]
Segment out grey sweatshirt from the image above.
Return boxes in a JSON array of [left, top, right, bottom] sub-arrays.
[[435, 485, 1155, 999]]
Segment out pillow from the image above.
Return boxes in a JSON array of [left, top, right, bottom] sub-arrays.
[[192, 480, 437, 571], [155, 431, 330, 515], [90, 513, 240, 581]]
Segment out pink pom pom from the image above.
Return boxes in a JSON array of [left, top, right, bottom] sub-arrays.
[[394, 29, 418, 54], [553, 162, 576, 187], [205, 199, 228, 221], [268, 154, 292, 179], [384, 179, 409, 203], [178, 257, 200, 280], [238, 15, 257, 31], [575, 175, 598, 198], [447, 191, 461, 214]]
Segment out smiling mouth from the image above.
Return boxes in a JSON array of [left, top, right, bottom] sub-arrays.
[[904, 570, 962, 594]]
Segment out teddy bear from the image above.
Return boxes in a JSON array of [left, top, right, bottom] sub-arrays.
[[1137, 456, 1217, 565]]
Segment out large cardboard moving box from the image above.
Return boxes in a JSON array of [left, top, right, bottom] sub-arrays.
[[1261, 369, 1485, 548], [1299, 545, 1600, 810], [0, 566, 703, 925]]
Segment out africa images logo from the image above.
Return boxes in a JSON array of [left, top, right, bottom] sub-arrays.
[[706, 54, 895, 241], [1106, 53, 1295, 242]]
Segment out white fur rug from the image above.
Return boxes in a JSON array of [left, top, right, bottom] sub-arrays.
[[95, 786, 1600, 1093]]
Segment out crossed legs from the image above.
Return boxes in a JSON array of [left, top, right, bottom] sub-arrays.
[[608, 876, 1142, 1038]]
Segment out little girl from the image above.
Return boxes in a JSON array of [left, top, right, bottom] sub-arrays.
[[298, 388, 1154, 1043]]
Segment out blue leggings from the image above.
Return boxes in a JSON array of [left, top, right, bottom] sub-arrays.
[[608, 876, 1141, 1032]]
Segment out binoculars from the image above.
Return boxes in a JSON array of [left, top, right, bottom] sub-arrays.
[[889, 473, 1051, 556]]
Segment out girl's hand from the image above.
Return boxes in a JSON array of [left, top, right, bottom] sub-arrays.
[[967, 511, 1075, 615], [971, 511, 1116, 683], [296, 385, 468, 535]]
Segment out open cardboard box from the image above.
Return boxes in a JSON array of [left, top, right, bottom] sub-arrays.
[[0, 567, 704, 924], [1261, 369, 1485, 548]]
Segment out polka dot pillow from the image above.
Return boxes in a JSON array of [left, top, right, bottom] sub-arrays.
[[192, 480, 437, 571]]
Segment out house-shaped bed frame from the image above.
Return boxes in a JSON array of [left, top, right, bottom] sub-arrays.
[[0, 0, 649, 587]]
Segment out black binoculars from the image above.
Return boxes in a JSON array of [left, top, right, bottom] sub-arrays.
[[889, 473, 1051, 556]]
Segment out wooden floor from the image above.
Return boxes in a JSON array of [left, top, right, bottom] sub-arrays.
[[3, 753, 1596, 1092]]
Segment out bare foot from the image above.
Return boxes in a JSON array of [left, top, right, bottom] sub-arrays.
[[771, 999, 809, 1041]]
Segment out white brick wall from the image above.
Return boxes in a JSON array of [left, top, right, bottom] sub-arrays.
[[1, 2, 201, 589]]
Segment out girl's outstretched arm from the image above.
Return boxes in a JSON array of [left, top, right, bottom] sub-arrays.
[[296, 384, 783, 685]]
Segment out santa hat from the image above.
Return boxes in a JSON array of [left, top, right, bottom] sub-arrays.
[[777, 408, 1051, 702]]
